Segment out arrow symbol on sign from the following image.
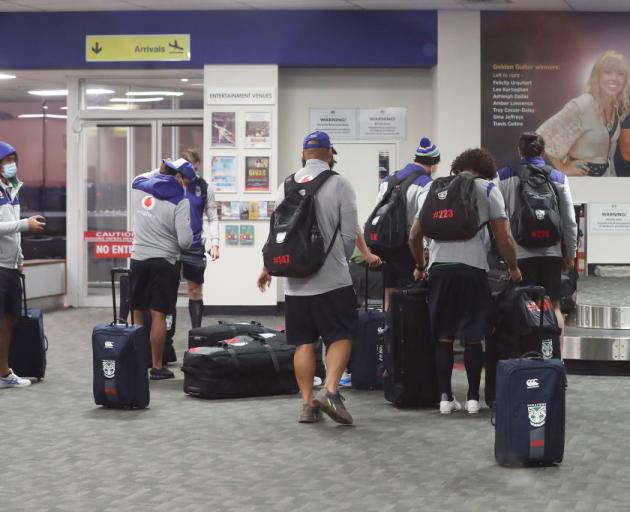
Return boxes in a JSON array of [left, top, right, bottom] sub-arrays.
[[92, 42, 103, 54]]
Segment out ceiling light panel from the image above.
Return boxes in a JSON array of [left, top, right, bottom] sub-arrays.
[[28, 89, 68, 97], [125, 91, 184, 96], [110, 97, 165, 103]]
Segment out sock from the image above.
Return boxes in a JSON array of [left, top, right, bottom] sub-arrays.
[[435, 342, 454, 401], [188, 299, 203, 329], [464, 343, 484, 401]]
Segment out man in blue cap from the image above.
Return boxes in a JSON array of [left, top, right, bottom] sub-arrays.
[[257, 131, 359, 425], [0, 141, 45, 389], [130, 158, 194, 380]]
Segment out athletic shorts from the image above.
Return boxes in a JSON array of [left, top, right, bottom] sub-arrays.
[[518, 256, 563, 302], [427, 263, 491, 344], [382, 248, 415, 289], [0, 267, 22, 318], [129, 258, 179, 314], [284, 286, 358, 347], [181, 246, 206, 285]]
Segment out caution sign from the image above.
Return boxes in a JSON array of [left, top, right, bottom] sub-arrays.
[[84, 231, 134, 259], [86, 35, 190, 62]]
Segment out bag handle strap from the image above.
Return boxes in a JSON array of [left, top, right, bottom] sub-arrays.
[[19, 272, 27, 316], [110, 267, 131, 326]]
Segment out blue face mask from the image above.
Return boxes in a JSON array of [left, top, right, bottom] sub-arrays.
[[2, 162, 17, 179]]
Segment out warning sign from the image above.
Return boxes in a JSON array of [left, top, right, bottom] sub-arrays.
[[84, 231, 133, 259]]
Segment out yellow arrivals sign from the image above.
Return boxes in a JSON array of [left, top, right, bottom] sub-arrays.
[[86, 35, 190, 62]]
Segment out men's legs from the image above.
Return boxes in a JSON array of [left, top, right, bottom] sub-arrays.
[[0, 314, 15, 376], [463, 340, 483, 413], [149, 309, 167, 370], [187, 279, 204, 329], [294, 343, 317, 404], [324, 339, 352, 395]]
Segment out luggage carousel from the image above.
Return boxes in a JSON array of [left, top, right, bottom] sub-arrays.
[[564, 276, 630, 375]]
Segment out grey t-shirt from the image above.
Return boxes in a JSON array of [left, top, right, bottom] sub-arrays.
[[417, 175, 507, 271], [276, 159, 358, 296]]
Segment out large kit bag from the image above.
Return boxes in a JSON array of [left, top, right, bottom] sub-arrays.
[[419, 172, 482, 241], [182, 333, 298, 399], [511, 164, 562, 248], [8, 273, 47, 381], [92, 268, 150, 409], [494, 353, 566, 466], [350, 265, 385, 390], [118, 268, 177, 365], [383, 284, 439, 407], [263, 170, 339, 277], [364, 169, 423, 258], [485, 285, 561, 408]]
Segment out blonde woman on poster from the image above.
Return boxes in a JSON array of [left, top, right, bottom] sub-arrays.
[[537, 50, 630, 176]]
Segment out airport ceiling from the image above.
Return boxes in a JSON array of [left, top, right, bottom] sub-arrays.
[[0, 0, 630, 13]]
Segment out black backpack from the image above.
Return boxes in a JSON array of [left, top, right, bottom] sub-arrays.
[[419, 172, 482, 241], [511, 164, 562, 248], [263, 170, 339, 277], [364, 170, 424, 257]]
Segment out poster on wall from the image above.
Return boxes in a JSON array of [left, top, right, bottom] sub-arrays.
[[218, 200, 275, 220], [210, 112, 236, 147], [481, 12, 630, 178], [225, 225, 239, 245], [244, 156, 270, 192], [309, 108, 358, 139], [244, 112, 271, 148], [239, 225, 255, 245], [210, 156, 237, 193], [358, 107, 407, 139]]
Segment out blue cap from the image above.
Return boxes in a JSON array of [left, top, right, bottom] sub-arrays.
[[163, 158, 196, 181], [303, 131, 337, 154], [0, 141, 17, 162]]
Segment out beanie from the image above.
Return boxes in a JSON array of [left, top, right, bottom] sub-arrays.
[[414, 137, 440, 165]]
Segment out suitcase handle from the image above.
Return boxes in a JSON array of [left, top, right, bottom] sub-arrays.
[[520, 351, 544, 361], [18, 272, 28, 316], [110, 268, 130, 326]]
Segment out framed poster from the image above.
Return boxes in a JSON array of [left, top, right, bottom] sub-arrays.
[[225, 225, 239, 245], [210, 111, 236, 147], [244, 112, 271, 148], [210, 155, 237, 193], [239, 225, 255, 245], [244, 156, 270, 193]]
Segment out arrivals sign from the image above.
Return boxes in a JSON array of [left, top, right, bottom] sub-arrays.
[[86, 35, 190, 62], [84, 231, 134, 259]]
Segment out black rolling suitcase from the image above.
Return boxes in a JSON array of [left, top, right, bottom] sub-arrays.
[[118, 269, 177, 365], [485, 285, 561, 408], [182, 333, 298, 399], [494, 353, 566, 466], [8, 273, 47, 381], [383, 283, 439, 407], [350, 266, 385, 390], [92, 269, 150, 409]]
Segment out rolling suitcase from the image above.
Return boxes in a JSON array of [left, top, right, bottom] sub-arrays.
[[383, 283, 439, 407], [118, 269, 176, 365], [485, 285, 561, 408], [92, 268, 150, 409], [8, 273, 47, 381], [350, 266, 385, 390], [494, 352, 566, 466], [182, 333, 298, 399]]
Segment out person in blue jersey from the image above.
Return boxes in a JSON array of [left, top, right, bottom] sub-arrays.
[[0, 141, 45, 389], [180, 149, 219, 329], [375, 137, 440, 310], [130, 158, 194, 380], [498, 133, 578, 353]]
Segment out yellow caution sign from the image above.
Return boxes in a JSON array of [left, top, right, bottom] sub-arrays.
[[86, 35, 190, 62]]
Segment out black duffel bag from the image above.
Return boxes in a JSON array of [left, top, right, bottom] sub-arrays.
[[182, 333, 298, 399]]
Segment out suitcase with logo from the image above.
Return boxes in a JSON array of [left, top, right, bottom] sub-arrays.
[[9, 273, 47, 381], [92, 269, 150, 409], [494, 353, 566, 466], [383, 283, 439, 407], [485, 285, 561, 408], [182, 333, 298, 399]]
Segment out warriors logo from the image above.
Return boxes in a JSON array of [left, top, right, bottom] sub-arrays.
[[528, 403, 547, 428], [102, 360, 116, 379], [437, 190, 448, 200], [541, 339, 553, 359]]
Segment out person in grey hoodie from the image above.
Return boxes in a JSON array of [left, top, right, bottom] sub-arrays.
[[0, 141, 45, 389], [130, 158, 194, 380]]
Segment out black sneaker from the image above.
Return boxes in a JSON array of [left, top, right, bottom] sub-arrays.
[[150, 367, 174, 380], [313, 389, 353, 425]]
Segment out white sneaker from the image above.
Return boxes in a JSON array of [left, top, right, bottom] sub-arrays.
[[439, 397, 461, 414], [465, 399, 481, 414], [0, 369, 32, 388], [313, 376, 323, 387]]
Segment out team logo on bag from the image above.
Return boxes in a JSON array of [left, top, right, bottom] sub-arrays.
[[142, 195, 155, 210], [102, 360, 116, 379], [195, 186, 202, 197], [104, 341, 114, 349], [437, 190, 448, 200], [528, 403, 547, 427], [541, 339, 553, 359], [526, 378, 540, 389], [535, 209, 546, 220]]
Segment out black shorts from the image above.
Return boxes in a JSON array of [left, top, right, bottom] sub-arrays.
[[0, 268, 22, 318], [284, 286, 358, 347], [427, 264, 491, 344], [518, 256, 563, 302], [129, 258, 179, 314], [181, 247, 206, 285], [382, 248, 415, 289]]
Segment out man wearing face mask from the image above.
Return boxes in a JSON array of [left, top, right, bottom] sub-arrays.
[[130, 158, 194, 380], [0, 141, 45, 389]]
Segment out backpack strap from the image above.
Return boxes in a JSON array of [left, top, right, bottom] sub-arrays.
[[522, 163, 561, 205], [284, 169, 338, 197]]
